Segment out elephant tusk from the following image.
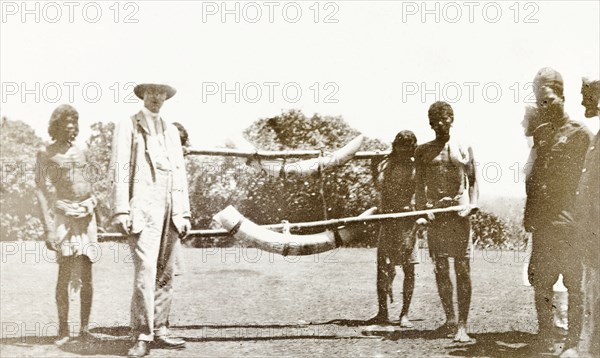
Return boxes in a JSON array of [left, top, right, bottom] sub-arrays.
[[335, 206, 378, 243], [249, 135, 365, 178], [213, 206, 355, 256]]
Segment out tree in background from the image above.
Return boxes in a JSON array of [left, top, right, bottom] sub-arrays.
[[185, 110, 387, 247], [85, 121, 115, 231], [240, 110, 386, 227], [0, 117, 45, 241]]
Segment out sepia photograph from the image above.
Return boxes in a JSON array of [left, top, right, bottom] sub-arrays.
[[1, 1, 599, 357]]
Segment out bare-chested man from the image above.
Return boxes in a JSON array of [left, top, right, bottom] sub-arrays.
[[415, 101, 478, 342], [35, 104, 98, 345], [370, 130, 419, 327]]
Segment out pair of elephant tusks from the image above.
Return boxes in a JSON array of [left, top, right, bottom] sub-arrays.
[[213, 206, 376, 256]]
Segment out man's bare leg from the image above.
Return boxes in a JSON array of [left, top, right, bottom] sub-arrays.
[[399, 264, 415, 328], [369, 252, 394, 323], [79, 256, 94, 340], [55, 258, 71, 346], [433, 257, 457, 333], [454, 258, 472, 342]]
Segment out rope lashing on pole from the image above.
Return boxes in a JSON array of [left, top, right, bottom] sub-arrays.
[[317, 149, 329, 221]]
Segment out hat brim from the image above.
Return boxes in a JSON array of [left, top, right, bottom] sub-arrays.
[[134, 84, 177, 100]]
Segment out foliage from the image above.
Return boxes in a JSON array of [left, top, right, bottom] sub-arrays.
[[183, 110, 386, 247], [470, 209, 528, 250], [186, 155, 239, 247], [0, 117, 46, 241], [470, 210, 507, 249], [240, 110, 385, 225], [85, 121, 115, 230]]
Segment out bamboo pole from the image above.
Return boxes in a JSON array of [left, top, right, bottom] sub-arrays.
[[186, 148, 390, 160], [97, 205, 465, 241]]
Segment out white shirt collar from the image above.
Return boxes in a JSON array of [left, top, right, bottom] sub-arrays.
[[141, 106, 160, 121]]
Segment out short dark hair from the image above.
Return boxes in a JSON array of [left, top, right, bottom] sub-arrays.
[[391, 130, 417, 156], [428, 101, 454, 122]]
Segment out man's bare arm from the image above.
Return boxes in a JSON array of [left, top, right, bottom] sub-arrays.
[[370, 157, 385, 192], [414, 148, 432, 223], [34, 149, 58, 248], [466, 145, 479, 211], [414, 148, 427, 210]]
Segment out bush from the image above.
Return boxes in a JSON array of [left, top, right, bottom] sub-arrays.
[[471, 210, 528, 250], [85, 121, 115, 230], [0, 117, 46, 241]]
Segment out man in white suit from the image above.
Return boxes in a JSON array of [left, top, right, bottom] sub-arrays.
[[110, 83, 191, 357]]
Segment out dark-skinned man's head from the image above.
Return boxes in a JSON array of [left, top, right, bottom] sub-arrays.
[[390, 130, 417, 160], [581, 76, 600, 118], [428, 101, 454, 141], [533, 67, 565, 125], [48, 104, 79, 143]]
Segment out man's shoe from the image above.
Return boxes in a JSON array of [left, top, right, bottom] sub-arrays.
[[127, 340, 149, 357], [153, 335, 186, 349]]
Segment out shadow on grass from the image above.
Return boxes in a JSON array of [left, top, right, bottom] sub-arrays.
[[326, 318, 427, 327], [0, 327, 132, 356], [171, 322, 366, 342], [447, 331, 535, 357], [60, 339, 131, 356], [0, 336, 58, 346], [0, 325, 538, 356]]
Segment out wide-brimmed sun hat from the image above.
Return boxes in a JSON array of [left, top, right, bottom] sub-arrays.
[[134, 83, 177, 100]]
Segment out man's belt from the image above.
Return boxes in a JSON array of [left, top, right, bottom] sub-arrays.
[[428, 196, 461, 209], [55, 196, 97, 218]]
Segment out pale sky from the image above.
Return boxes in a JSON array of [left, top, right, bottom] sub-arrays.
[[1, 0, 599, 199]]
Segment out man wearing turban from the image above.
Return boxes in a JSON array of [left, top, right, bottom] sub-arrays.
[[524, 68, 592, 354]]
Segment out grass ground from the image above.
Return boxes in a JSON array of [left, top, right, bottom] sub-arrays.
[[1, 242, 546, 357]]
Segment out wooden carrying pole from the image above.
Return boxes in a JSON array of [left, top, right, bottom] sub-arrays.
[[186, 147, 390, 160], [97, 205, 464, 241]]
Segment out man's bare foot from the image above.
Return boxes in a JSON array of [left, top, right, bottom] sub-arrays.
[[560, 347, 580, 357], [434, 320, 457, 338], [78, 329, 99, 342], [399, 315, 414, 328], [366, 313, 389, 325], [453, 324, 472, 343], [54, 336, 71, 346]]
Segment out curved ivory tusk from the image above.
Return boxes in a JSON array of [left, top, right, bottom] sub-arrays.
[[224, 133, 256, 151], [213, 206, 355, 256], [336, 206, 378, 243], [251, 135, 365, 178]]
